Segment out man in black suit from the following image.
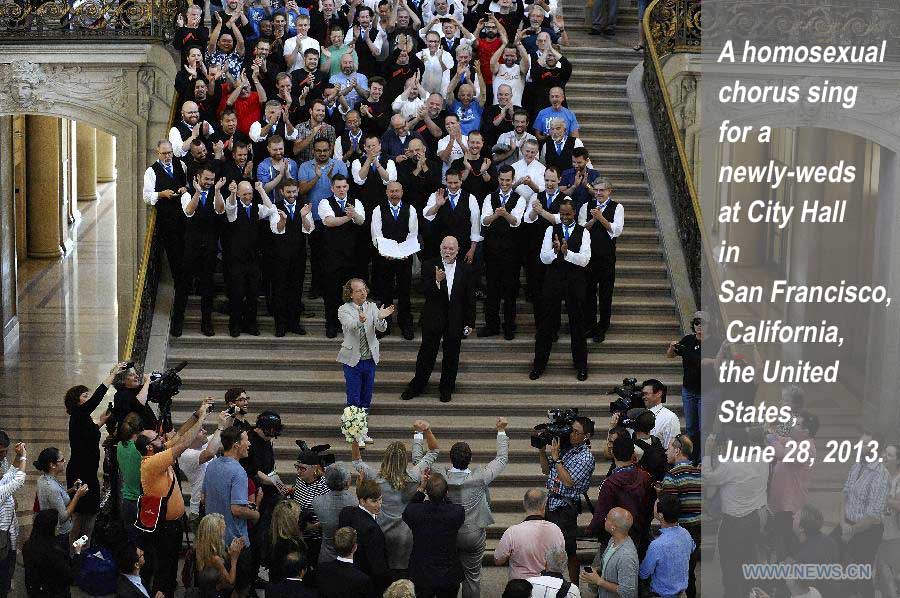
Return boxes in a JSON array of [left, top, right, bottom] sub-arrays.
[[530, 199, 591, 381], [337, 479, 390, 593], [582, 177, 624, 343], [271, 178, 315, 337], [316, 527, 373, 598], [173, 166, 223, 337], [115, 542, 153, 598], [401, 235, 476, 403], [522, 166, 566, 322], [403, 472, 465, 598], [266, 551, 317, 597]]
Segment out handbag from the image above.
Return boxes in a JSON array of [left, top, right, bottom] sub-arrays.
[[134, 473, 177, 534]]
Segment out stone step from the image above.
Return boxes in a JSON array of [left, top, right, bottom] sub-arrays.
[[561, 95, 630, 110], [576, 122, 635, 137], [580, 137, 639, 153], [566, 82, 627, 97], [174, 368, 685, 395], [564, 59, 638, 75]]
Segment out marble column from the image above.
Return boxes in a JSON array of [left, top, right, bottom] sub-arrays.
[[25, 115, 65, 258], [0, 116, 18, 344], [75, 122, 98, 201], [96, 130, 116, 183]]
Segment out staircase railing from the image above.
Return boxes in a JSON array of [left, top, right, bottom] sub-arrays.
[[123, 95, 178, 363], [0, 0, 179, 41], [641, 0, 716, 319]]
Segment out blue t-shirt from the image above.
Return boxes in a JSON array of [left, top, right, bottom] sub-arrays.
[[202, 456, 250, 546], [639, 525, 695, 597], [298, 158, 349, 220], [449, 100, 483, 136], [534, 106, 579, 136]]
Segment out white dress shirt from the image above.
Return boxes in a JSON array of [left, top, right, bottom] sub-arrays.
[[272, 201, 315, 235], [343, 26, 386, 54], [539, 225, 590, 267], [703, 457, 769, 517], [248, 119, 300, 142], [317, 196, 366, 225], [480, 192, 525, 228], [351, 155, 398, 186], [224, 199, 279, 225], [423, 190, 484, 243], [496, 131, 537, 166], [371, 202, 419, 251], [441, 258, 457, 297], [143, 160, 187, 205], [169, 122, 214, 158], [180, 188, 216, 217], [334, 129, 365, 162], [648, 404, 681, 449], [523, 189, 564, 224], [511, 157, 546, 201], [577, 198, 625, 239], [392, 91, 427, 120]]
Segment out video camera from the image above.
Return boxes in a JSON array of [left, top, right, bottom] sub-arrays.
[[609, 378, 645, 418], [531, 408, 579, 450], [295, 439, 336, 467], [147, 361, 187, 432]]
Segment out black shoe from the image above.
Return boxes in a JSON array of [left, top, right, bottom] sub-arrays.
[[477, 326, 500, 338], [275, 323, 287, 337], [400, 389, 417, 401], [229, 325, 240, 338], [289, 324, 307, 336], [202, 320, 215, 337], [401, 326, 414, 340], [326, 327, 337, 339], [504, 329, 515, 341], [596, 331, 606, 343], [589, 27, 603, 35], [577, 368, 588, 381], [603, 29, 616, 36], [529, 368, 543, 380], [243, 324, 260, 336], [439, 392, 452, 403]]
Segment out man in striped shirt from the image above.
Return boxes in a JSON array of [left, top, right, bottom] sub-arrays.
[[660, 434, 700, 598]]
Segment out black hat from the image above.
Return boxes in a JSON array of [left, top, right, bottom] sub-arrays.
[[296, 450, 320, 466], [256, 411, 283, 437]]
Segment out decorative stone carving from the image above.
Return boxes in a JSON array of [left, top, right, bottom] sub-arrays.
[[0, 61, 129, 114]]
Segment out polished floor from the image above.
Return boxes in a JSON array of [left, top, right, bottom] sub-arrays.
[[0, 184, 119, 453]]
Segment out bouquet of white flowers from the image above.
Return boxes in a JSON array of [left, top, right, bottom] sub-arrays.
[[341, 406, 369, 443]]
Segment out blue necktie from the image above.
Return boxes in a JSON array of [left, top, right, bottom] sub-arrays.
[[391, 204, 400, 220], [499, 192, 508, 207], [350, 132, 361, 151], [338, 199, 346, 212], [164, 162, 173, 177], [287, 203, 295, 220], [546, 191, 556, 209], [245, 205, 251, 220], [448, 193, 458, 209], [599, 200, 609, 212], [563, 224, 571, 240], [199, 190, 207, 207], [555, 141, 563, 155]]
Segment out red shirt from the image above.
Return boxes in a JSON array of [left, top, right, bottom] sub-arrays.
[[475, 37, 503, 84], [218, 82, 262, 135]]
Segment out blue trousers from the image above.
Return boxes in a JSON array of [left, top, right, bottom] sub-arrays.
[[682, 387, 701, 460], [344, 359, 376, 408]]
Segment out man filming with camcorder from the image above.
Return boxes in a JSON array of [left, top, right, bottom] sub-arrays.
[[531, 409, 595, 583]]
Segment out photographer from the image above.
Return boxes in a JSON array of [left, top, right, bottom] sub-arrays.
[[535, 415, 595, 583], [112, 365, 157, 432], [224, 388, 254, 433], [666, 311, 705, 454]]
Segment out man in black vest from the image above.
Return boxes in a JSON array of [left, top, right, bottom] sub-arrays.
[[143, 141, 188, 335], [249, 100, 299, 167], [345, 7, 384, 77], [169, 100, 216, 158], [396, 138, 442, 240], [422, 168, 482, 265], [184, 137, 223, 182], [334, 109, 364, 167], [477, 165, 525, 340], [210, 108, 252, 163], [217, 140, 254, 190], [351, 135, 397, 281], [371, 181, 418, 340], [581, 177, 623, 344], [540, 118, 582, 172], [270, 178, 315, 337], [217, 180, 285, 337], [522, 166, 565, 322], [317, 174, 366, 338], [401, 235, 476, 403], [530, 199, 590, 381], [174, 166, 224, 337]]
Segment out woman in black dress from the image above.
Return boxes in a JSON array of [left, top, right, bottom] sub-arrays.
[[63, 362, 125, 548]]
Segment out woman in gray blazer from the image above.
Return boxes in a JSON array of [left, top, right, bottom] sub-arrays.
[[338, 278, 394, 444]]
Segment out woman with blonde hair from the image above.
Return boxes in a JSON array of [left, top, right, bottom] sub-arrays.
[[266, 500, 306, 582], [194, 513, 245, 595], [351, 419, 439, 577], [383, 578, 416, 598]]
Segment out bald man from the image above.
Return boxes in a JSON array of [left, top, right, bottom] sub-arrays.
[[371, 181, 418, 339], [169, 100, 216, 158], [401, 235, 476, 402], [217, 180, 285, 337], [581, 507, 639, 598]]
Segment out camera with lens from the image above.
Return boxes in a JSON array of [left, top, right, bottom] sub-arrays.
[[147, 361, 187, 405], [609, 377, 645, 417], [295, 439, 336, 467], [531, 408, 579, 450]]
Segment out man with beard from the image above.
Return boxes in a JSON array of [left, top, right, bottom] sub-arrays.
[[329, 52, 370, 111], [270, 178, 315, 336], [257, 135, 300, 200], [478, 165, 525, 340], [216, 140, 255, 190], [244, 37, 279, 97], [527, 46, 572, 116], [451, 130, 494, 199], [359, 76, 392, 137], [291, 48, 330, 108], [294, 99, 338, 163], [530, 198, 590, 381], [318, 174, 366, 338], [371, 181, 418, 339], [480, 84, 519, 150], [174, 168, 224, 337], [320, 25, 359, 77], [521, 5, 562, 54], [494, 109, 536, 167], [490, 32, 529, 108], [143, 141, 188, 335], [184, 137, 223, 181], [383, 40, 426, 104], [224, 68, 268, 135], [333, 110, 365, 167], [409, 92, 448, 154], [211, 108, 252, 163], [559, 147, 600, 211], [472, 16, 503, 102], [345, 7, 386, 76], [273, 73, 306, 126], [217, 180, 284, 337], [249, 100, 300, 164], [539, 117, 584, 172], [169, 100, 216, 158]]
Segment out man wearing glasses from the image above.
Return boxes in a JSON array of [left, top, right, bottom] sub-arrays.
[[660, 434, 700, 598], [534, 416, 595, 583], [292, 450, 330, 567]]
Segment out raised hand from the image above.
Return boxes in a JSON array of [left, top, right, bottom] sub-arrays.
[[254, 180, 265, 194], [413, 419, 430, 432], [496, 417, 508, 431], [300, 203, 312, 218], [435, 187, 447, 205], [552, 234, 561, 253], [435, 265, 445, 283], [378, 304, 396, 319], [215, 177, 227, 190], [358, 309, 367, 323], [227, 180, 237, 194]]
